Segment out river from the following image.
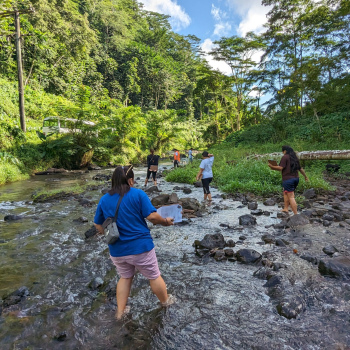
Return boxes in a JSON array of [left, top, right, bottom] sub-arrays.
[[0, 165, 349, 349]]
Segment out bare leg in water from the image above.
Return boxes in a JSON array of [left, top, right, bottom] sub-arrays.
[[149, 276, 168, 304], [116, 275, 173, 319], [116, 277, 133, 319], [287, 192, 298, 214], [282, 191, 290, 212]]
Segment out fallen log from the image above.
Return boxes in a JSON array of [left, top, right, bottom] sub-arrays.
[[248, 150, 350, 161]]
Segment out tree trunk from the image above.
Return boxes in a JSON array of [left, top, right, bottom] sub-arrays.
[[250, 150, 350, 160]]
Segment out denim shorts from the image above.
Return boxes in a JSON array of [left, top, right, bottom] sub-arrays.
[[282, 178, 299, 193]]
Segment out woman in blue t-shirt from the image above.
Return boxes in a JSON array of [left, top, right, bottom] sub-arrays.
[[94, 165, 175, 319]]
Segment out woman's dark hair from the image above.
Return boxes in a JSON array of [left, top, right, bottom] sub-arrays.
[[202, 151, 209, 157], [150, 149, 154, 154], [109, 165, 134, 196], [282, 145, 301, 173]]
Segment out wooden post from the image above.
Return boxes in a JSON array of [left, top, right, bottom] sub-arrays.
[[14, 11, 26, 132]]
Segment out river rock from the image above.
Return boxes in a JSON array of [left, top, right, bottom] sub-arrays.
[[93, 174, 111, 181], [303, 188, 316, 199], [323, 220, 331, 227], [239, 214, 257, 226], [145, 186, 160, 194], [322, 214, 334, 221], [277, 296, 305, 319], [300, 253, 318, 265], [251, 209, 263, 216], [322, 245, 339, 256], [236, 249, 261, 264], [196, 233, 226, 249], [287, 214, 310, 227], [248, 202, 258, 210], [183, 187, 192, 194], [151, 194, 170, 206], [78, 198, 95, 207], [88, 164, 101, 170], [263, 199, 275, 206], [253, 267, 275, 280], [275, 239, 287, 247], [180, 198, 200, 211], [2, 286, 30, 307], [318, 256, 350, 279], [173, 186, 182, 190], [101, 188, 109, 194], [263, 275, 283, 288], [239, 235, 247, 241], [4, 215, 23, 221], [261, 234, 275, 244], [226, 239, 235, 247], [194, 181, 203, 187], [74, 216, 88, 223], [84, 226, 98, 239], [224, 249, 234, 257], [214, 250, 226, 261], [168, 193, 179, 203], [89, 277, 104, 290]]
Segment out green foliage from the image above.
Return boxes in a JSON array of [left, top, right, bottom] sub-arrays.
[[0, 159, 29, 185], [165, 162, 199, 184]]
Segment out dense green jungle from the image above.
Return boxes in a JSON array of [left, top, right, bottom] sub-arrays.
[[0, 0, 349, 191]]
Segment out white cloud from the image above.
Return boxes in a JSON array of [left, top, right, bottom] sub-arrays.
[[213, 22, 232, 37], [139, 0, 191, 31], [201, 39, 232, 75], [226, 0, 270, 36], [211, 4, 227, 21]]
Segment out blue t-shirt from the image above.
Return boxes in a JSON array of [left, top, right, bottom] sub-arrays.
[[94, 187, 156, 257], [188, 150, 193, 159], [200, 156, 214, 179]]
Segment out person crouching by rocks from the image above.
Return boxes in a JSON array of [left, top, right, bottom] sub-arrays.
[[173, 149, 180, 168], [196, 151, 214, 201], [145, 149, 160, 187], [268, 145, 308, 215], [94, 165, 175, 320]]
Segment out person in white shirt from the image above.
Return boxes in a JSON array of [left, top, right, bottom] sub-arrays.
[[196, 151, 214, 201]]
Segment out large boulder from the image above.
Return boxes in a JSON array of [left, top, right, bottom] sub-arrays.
[[151, 194, 170, 206], [318, 256, 350, 279], [195, 233, 226, 249], [194, 181, 203, 188], [180, 198, 201, 211], [239, 214, 257, 226], [287, 214, 310, 227], [236, 249, 261, 264]]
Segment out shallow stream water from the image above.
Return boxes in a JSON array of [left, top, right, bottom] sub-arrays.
[[0, 165, 349, 350]]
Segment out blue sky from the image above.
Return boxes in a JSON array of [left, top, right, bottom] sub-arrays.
[[138, 0, 270, 75]]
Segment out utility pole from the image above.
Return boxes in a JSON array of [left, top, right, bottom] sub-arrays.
[[0, 6, 35, 132]]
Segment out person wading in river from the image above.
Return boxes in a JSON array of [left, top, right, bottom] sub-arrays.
[[268, 145, 308, 215], [173, 149, 180, 168], [196, 151, 214, 201], [144, 149, 160, 187], [94, 165, 175, 319]]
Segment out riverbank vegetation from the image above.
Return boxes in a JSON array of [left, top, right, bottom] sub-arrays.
[[0, 0, 349, 187]]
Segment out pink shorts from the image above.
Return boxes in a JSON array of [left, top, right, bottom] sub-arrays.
[[110, 248, 161, 280]]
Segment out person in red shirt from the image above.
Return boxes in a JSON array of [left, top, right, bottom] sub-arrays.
[[173, 149, 180, 168], [268, 145, 308, 214]]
